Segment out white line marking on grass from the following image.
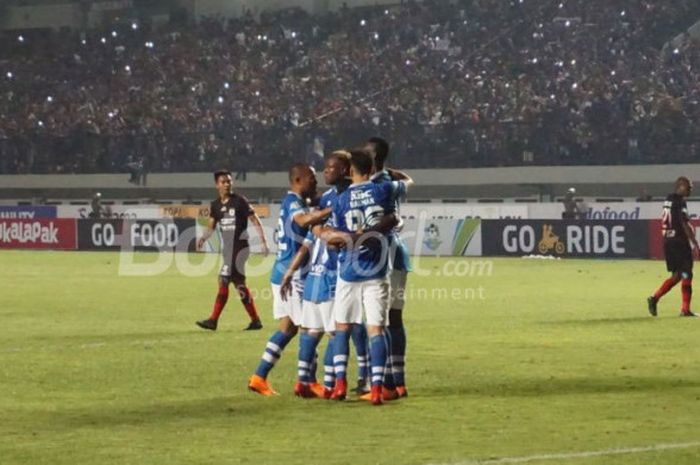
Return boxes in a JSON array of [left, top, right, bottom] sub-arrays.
[[1, 337, 189, 353], [428, 441, 700, 465]]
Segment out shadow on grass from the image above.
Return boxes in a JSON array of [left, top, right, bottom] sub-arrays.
[[427, 375, 700, 398], [542, 316, 654, 326]]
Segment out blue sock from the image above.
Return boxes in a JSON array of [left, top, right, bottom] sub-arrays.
[[323, 337, 336, 390], [388, 325, 406, 386], [332, 330, 350, 381], [351, 323, 369, 381], [297, 332, 321, 383], [369, 334, 388, 387], [383, 331, 396, 389], [255, 331, 293, 379]]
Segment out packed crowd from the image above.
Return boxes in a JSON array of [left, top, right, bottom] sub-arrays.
[[1, 0, 699, 175]]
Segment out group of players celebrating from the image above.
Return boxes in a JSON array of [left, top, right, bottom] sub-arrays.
[[197, 137, 413, 405]]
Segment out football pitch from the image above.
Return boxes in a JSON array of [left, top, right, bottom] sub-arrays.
[[1, 251, 699, 465]]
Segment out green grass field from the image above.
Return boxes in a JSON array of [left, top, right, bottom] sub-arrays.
[[1, 251, 699, 465]]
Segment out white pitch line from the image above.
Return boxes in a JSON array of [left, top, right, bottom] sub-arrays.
[[1, 336, 188, 354], [427, 441, 700, 465]]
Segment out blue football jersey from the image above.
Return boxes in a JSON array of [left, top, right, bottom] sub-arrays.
[[332, 180, 406, 282], [302, 187, 340, 302], [371, 170, 412, 272], [270, 192, 309, 285]]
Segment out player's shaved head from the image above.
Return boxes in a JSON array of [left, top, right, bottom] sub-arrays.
[[349, 148, 374, 176], [289, 163, 312, 182]]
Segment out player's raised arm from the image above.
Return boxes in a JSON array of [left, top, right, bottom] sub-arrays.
[[386, 168, 414, 188], [248, 211, 270, 256]]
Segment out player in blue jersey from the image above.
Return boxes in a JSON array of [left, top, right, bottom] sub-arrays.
[[279, 151, 352, 399], [366, 136, 412, 397], [248, 163, 333, 396], [318, 149, 413, 405]]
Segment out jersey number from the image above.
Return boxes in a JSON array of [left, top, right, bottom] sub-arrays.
[[344, 205, 384, 232]]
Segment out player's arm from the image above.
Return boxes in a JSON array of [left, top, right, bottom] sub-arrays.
[[386, 168, 414, 188], [248, 212, 270, 257], [279, 244, 310, 301], [292, 207, 332, 229], [197, 217, 217, 250], [683, 220, 699, 255], [359, 212, 399, 235], [311, 224, 353, 249]]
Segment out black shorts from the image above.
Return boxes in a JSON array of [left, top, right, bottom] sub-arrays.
[[664, 240, 693, 274], [220, 245, 250, 283]]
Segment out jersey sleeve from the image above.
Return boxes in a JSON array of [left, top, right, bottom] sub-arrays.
[[288, 199, 307, 220], [241, 196, 255, 217]]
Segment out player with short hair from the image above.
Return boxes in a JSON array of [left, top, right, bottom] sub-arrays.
[[366, 136, 411, 397], [248, 163, 333, 396], [280, 151, 352, 398], [648, 176, 699, 317], [196, 169, 269, 331], [318, 148, 413, 405]]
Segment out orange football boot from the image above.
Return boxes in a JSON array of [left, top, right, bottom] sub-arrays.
[[248, 375, 278, 396]]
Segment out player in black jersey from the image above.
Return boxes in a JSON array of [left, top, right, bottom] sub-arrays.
[[196, 169, 270, 330], [648, 177, 699, 317]]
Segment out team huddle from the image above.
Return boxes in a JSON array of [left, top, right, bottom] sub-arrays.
[[198, 137, 413, 405]]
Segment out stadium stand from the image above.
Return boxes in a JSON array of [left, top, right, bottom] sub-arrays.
[[1, 0, 699, 176]]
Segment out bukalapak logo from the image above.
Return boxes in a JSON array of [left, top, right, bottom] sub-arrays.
[[582, 206, 640, 220], [0, 221, 59, 243]]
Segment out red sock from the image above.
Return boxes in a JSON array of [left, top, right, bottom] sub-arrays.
[[681, 278, 692, 312], [654, 276, 680, 301], [237, 285, 259, 321], [209, 284, 229, 321]]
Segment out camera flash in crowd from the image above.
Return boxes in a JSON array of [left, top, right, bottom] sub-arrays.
[[374, 32, 379, 40], [38, 121, 44, 127], [132, 22, 138, 30], [291, 32, 297, 38], [18, 35, 25, 43], [6, 71, 13, 79], [673, 48, 680, 55], [254, 90, 260, 97], [360, 19, 366, 27], [101, 37, 107, 44], [565, 20, 571, 28], [570, 59, 576, 66], [620, 10, 626, 17], [46, 96, 53, 103], [217, 96, 224, 104], [572, 82, 578, 90], [108, 111, 114, 118], [224, 82, 230, 89], [384, 10, 389, 15], [124, 65, 131, 72], [559, 2, 564, 8]]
